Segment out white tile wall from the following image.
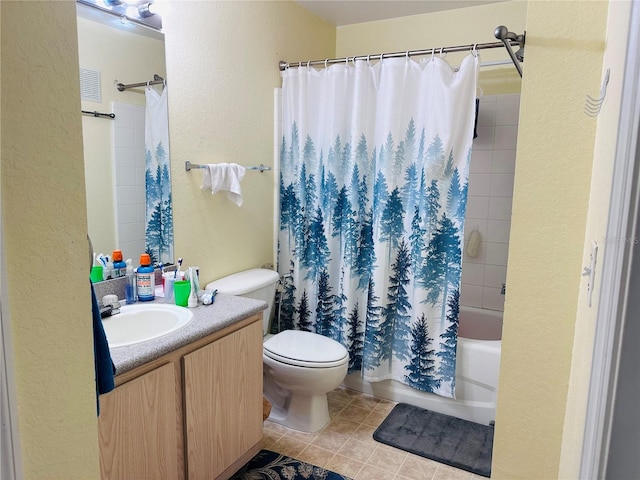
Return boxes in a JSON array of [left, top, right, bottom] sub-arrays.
[[461, 94, 519, 311], [113, 102, 146, 261]]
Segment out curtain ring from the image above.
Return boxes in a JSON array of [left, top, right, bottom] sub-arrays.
[[345, 56, 348, 66], [298, 61, 302, 68], [379, 53, 384, 65], [307, 60, 311, 71], [472, 43, 478, 57], [439, 47, 446, 58], [367, 54, 371, 66], [325, 59, 329, 69], [405, 50, 410, 62]]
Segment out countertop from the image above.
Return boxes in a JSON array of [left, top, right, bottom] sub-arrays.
[[107, 293, 267, 376]]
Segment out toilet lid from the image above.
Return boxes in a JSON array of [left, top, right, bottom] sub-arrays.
[[263, 330, 348, 368]]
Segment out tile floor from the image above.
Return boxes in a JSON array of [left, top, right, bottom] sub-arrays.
[[263, 387, 487, 480]]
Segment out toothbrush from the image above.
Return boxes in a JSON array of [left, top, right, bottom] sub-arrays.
[[174, 257, 183, 279]]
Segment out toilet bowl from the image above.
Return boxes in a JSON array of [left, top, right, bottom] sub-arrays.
[[263, 330, 348, 432], [206, 269, 349, 433]]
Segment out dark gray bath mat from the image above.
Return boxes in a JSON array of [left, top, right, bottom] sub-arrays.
[[373, 403, 494, 477]]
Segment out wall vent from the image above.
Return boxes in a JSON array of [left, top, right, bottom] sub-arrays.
[[80, 67, 101, 103]]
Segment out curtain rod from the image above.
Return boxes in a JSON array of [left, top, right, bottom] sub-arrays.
[[185, 161, 272, 173], [116, 74, 165, 92], [81, 110, 115, 119], [279, 26, 525, 77]]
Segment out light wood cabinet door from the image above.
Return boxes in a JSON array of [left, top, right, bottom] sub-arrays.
[[183, 320, 263, 480], [98, 362, 182, 480]]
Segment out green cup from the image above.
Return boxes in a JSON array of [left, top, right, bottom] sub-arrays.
[[174, 281, 191, 307], [90, 265, 103, 283]]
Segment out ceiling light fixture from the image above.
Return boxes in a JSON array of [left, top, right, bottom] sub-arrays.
[[137, 2, 154, 18], [78, 0, 163, 31]]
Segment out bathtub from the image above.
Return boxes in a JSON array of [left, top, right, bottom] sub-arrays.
[[342, 306, 502, 426]]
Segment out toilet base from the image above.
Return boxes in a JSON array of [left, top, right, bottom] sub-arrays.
[[266, 392, 330, 433]]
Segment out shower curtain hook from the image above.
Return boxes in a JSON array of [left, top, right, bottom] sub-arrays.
[[439, 47, 446, 58], [472, 43, 479, 57], [367, 54, 371, 66], [307, 60, 311, 71], [431, 48, 435, 61], [405, 50, 410, 63], [325, 59, 329, 69], [379, 53, 384, 65]]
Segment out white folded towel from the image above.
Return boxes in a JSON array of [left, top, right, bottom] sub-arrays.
[[201, 163, 246, 206]]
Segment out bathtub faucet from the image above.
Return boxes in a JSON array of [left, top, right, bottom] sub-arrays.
[[501, 283, 506, 295]]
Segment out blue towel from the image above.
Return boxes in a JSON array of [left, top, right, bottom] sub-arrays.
[[91, 282, 115, 415]]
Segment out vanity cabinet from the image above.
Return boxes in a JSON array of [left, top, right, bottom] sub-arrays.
[[98, 314, 263, 480], [184, 320, 263, 479], [98, 363, 182, 479]]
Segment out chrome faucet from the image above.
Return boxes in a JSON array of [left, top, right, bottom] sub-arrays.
[[99, 304, 119, 318], [100, 294, 121, 318]]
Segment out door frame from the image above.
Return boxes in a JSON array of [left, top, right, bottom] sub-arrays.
[[580, 1, 640, 477]]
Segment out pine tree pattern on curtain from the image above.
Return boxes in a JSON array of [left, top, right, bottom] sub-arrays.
[[279, 55, 478, 399], [145, 86, 174, 264]]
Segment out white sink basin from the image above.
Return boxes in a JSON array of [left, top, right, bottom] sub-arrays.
[[102, 303, 194, 348]]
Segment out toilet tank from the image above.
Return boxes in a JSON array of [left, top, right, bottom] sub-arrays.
[[205, 268, 280, 335]]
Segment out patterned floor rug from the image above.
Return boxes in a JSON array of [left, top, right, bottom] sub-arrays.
[[230, 449, 352, 480], [373, 403, 494, 477]]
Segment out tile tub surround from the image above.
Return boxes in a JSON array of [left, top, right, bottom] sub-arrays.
[[462, 94, 519, 312], [264, 387, 486, 480], [106, 294, 266, 375], [113, 102, 147, 261]]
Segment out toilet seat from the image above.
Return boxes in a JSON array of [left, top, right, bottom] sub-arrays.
[[263, 330, 348, 369]]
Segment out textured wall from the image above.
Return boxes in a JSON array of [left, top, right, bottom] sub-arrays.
[[335, 1, 527, 95], [163, 0, 335, 285], [1, 1, 101, 478], [492, 1, 608, 478]]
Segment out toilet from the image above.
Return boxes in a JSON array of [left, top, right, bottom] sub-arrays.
[[206, 268, 348, 433]]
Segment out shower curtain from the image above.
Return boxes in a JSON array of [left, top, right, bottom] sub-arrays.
[[144, 85, 174, 264], [278, 54, 479, 398]]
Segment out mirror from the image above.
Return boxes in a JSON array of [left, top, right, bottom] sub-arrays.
[[77, 3, 172, 267]]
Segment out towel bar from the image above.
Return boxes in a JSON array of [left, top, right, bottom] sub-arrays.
[[185, 161, 271, 173]]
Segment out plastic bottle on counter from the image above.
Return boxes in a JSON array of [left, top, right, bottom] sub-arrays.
[[103, 259, 114, 280], [112, 249, 126, 278], [125, 259, 137, 304], [136, 253, 155, 302], [187, 267, 198, 308]]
